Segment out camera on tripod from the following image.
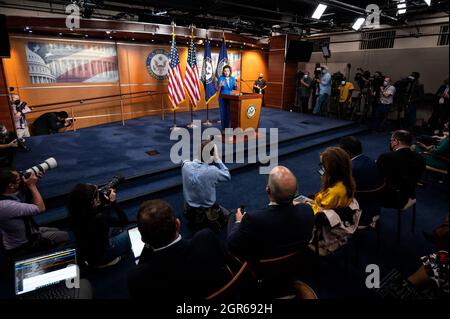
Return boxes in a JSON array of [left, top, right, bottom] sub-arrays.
[[98, 175, 125, 202]]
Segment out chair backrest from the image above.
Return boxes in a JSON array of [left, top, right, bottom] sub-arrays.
[[355, 178, 386, 224], [206, 261, 248, 300]]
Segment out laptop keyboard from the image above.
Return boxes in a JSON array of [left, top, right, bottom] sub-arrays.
[[24, 285, 77, 300]]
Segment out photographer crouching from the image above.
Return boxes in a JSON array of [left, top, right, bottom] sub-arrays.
[[0, 168, 69, 255], [68, 176, 131, 268], [32, 111, 74, 136]]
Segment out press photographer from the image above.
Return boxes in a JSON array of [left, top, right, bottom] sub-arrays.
[[10, 88, 32, 139], [0, 166, 68, 255], [32, 111, 75, 136], [181, 139, 231, 232], [68, 175, 131, 268]]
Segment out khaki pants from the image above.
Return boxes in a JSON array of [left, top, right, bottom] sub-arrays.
[[16, 127, 30, 138]]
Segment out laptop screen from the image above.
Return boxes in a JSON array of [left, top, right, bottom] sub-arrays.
[[14, 248, 78, 295], [128, 227, 145, 260]]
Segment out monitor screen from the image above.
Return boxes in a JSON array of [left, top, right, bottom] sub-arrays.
[[286, 40, 313, 62], [128, 226, 145, 261], [14, 248, 78, 295]]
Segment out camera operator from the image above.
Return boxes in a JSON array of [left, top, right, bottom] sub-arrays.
[[406, 72, 423, 131], [9, 88, 31, 139], [68, 181, 131, 268], [181, 139, 231, 232], [32, 111, 73, 136], [0, 168, 69, 253], [299, 71, 313, 113], [373, 76, 396, 131], [313, 65, 332, 116]]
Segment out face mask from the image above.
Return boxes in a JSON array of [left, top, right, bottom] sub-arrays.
[[383, 81, 388, 86], [304, 74, 308, 78], [341, 81, 346, 85]]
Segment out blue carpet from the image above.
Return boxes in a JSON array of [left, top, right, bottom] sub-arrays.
[[15, 108, 353, 199]]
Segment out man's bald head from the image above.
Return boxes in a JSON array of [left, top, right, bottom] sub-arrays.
[[267, 166, 298, 204]]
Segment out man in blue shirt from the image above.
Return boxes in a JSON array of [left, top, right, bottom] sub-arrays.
[[182, 139, 231, 231], [313, 65, 332, 116]]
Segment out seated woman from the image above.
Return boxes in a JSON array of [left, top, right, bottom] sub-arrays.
[[68, 183, 131, 267], [414, 132, 449, 170], [307, 147, 356, 214]]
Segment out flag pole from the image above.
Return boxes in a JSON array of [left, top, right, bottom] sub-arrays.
[[186, 25, 197, 129], [203, 33, 212, 126], [170, 22, 180, 132]]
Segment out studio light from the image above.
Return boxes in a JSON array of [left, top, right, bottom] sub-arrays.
[[424, 0, 431, 6], [312, 4, 327, 20], [352, 17, 366, 31]]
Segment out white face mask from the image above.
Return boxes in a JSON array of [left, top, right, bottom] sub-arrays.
[[341, 81, 346, 85], [383, 81, 388, 86], [304, 74, 308, 78]]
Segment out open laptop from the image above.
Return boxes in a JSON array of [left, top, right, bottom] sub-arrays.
[[14, 247, 80, 299], [128, 226, 145, 264]]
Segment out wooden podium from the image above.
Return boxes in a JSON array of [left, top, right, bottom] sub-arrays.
[[219, 93, 263, 131]]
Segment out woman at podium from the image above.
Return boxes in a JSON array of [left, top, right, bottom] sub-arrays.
[[217, 65, 238, 131]]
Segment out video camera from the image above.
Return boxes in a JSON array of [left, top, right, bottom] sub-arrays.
[[98, 175, 125, 201], [20, 157, 58, 179]]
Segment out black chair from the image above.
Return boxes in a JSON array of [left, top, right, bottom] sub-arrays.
[[354, 179, 386, 254]]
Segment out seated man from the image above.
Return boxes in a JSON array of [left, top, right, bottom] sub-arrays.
[[181, 139, 231, 231], [377, 130, 426, 208], [32, 111, 73, 136], [339, 136, 383, 227], [128, 200, 229, 300], [227, 166, 315, 260], [339, 136, 381, 191], [0, 168, 69, 253]]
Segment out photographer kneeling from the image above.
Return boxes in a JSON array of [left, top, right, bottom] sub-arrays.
[[0, 168, 69, 254], [68, 181, 131, 268], [32, 111, 74, 136]]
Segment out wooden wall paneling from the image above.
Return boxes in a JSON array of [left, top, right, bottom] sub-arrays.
[[0, 59, 14, 131]]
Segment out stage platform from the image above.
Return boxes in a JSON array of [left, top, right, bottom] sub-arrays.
[[15, 107, 367, 224]]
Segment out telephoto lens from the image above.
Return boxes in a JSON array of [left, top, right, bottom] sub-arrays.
[[22, 157, 57, 178]]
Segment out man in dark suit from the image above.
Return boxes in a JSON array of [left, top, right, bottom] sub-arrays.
[[128, 200, 229, 300], [339, 136, 381, 191], [377, 130, 426, 208], [339, 136, 383, 226], [32, 111, 72, 136], [227, 166, 315, 260]]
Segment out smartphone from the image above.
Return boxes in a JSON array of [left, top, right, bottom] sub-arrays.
[[293, 195, 309, 204]]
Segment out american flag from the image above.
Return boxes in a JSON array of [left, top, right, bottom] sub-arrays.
[[184, 37, 201, 107], [167, 35, 185, 108]]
